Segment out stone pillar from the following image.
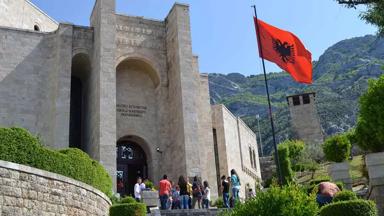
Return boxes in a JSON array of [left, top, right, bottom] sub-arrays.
[[90, 0, 117, 189], [366, 152, 384, 216], [53, 24, 73, 149], [328, 162, 352, 190], [165, 3, 201, 178]]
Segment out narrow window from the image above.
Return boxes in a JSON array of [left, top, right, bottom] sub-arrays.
[[253, 149, 257, 170], [249, 147, 254, 168], [293, 96, 300, 106], [303, 94, 310, 104]]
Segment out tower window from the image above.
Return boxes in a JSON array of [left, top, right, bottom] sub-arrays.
[[292, 96, 300, 106], [34, 25, 40, 31], [303, 94, 310, 104]]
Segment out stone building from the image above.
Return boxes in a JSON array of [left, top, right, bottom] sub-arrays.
[[212, 105, 261, 198], [0, 0, 261, 198], [287, 92, 324, 145]]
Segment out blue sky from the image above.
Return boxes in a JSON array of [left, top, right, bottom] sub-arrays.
[[31, 0, 376, 76]]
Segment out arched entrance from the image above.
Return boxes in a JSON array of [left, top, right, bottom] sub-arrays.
[[116, 138, 148, 197], [69, 53, 90, 150]]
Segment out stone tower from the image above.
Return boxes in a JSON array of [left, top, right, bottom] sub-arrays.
[[286, 92, 324, 145]]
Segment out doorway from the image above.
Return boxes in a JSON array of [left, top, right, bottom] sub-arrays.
[[116, 141, 148, 197]]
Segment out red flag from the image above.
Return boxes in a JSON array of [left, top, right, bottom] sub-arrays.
[[254, 18, 312, 84]]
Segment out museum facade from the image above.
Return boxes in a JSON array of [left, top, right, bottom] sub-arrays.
[[0, 0, 261, 198]]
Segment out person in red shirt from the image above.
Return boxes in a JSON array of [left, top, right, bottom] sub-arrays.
[[159, 175, 171, 210]]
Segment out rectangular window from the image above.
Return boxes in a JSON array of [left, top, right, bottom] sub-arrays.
[[303, 94, 310, 104], [293, 96, 300, 106], [253, 149, 257, 170], [249, 147, 254, 168]]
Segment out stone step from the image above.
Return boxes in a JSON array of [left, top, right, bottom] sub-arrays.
[[149, 209, 224, 216]]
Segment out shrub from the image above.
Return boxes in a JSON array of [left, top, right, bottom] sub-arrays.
[[355, 75, 384, 152], [212, 198, 224, 208], [220, 184, 318, 216], [322, 134, 351, 163], [277, 144, 294, 185], [333, 190, 357, 202], [319, 200, 378, 216], [144, 179, 155, 190], [109, 203, 147, 216], [120, 196, 137, 204], [0, 127, 112, 195], [309, 176, 331, 186]]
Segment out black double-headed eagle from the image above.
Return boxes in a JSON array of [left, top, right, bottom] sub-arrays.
[[272, 38, 295, 63]]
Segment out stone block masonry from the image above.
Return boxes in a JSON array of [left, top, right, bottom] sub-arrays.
[[0, 160, 111, 216]]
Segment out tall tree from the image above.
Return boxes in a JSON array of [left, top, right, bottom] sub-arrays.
[[337, 0, 384, 35]]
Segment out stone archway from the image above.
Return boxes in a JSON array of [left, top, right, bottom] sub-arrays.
[[116, 135, 151, 197], [69, 53, 91, 151]]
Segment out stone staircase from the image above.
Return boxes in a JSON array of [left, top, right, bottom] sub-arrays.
[[149, 209, 224, 216]]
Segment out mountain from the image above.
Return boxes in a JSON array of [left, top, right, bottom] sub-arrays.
[[209, 35, 384, 155]]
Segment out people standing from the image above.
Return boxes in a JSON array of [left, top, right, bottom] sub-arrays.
[[171, 185, 181, 209], [187, 178, 193, 209], [134, 177, 146, 202], [230, 169, 241, 207], [202, 181, 211, 209], [159, 175, 171, 210], [192, 176, 202, 209], [221, 175, 230, 208], [178, 175, 189, 209]]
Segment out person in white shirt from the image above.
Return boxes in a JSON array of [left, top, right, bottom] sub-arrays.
[[134, 177, 146, 202], [202, 181, 211, 209]]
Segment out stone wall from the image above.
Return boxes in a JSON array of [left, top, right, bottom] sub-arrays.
[[0, 160, 111, 216], [0, 25, 72, 150], [0, 0, 58, 32], [211, 104, 261, 199], [287, 93, 324, 145], [198, 72, 218, 198]]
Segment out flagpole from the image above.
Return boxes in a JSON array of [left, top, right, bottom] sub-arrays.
[[252, 4, 283, 186]]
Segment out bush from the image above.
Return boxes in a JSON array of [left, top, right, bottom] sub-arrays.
[[212, 198, 224, 208], [0, 127, 112, 195], [277, 144, 294, 185], [322, 134, 351, 163], [319, 200, 377, 216], [144, 179, 155, 190], [355, 75, 384, 152], [120, 196, 137, 204], [309, 176, 331, 186], [333, 190, 358, 202], [109, 203, 147, 216], [220, 184, 319, 216]]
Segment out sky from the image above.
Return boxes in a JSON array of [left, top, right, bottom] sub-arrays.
[[30, 0, 377, 76]]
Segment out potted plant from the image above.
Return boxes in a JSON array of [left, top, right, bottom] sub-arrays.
[[323, 134, 352, 190], [141, 180, 159, 208], [355, 75, 384, 216]]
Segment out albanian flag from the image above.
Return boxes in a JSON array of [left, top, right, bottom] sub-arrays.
[[254, 18, 312, 84]]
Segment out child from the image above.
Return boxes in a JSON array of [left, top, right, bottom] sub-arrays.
[[172, 185, 181, 209], [202, 181, 210, 209]]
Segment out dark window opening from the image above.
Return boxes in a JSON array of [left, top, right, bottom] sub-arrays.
[[69, 76, 82, 149], [213, 128, 221, 196], [303, 94, 310, 104], [292, 96, 301, 106], [253, 149, 257, 170], [34, 25, 40, 31], [249, 147, 254, 168]]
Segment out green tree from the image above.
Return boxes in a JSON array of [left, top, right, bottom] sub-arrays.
[[277, 144, 294, 185], [322, 134, 352, 162], [355, 75, 384, 152], [336, 0, 384, 35]]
